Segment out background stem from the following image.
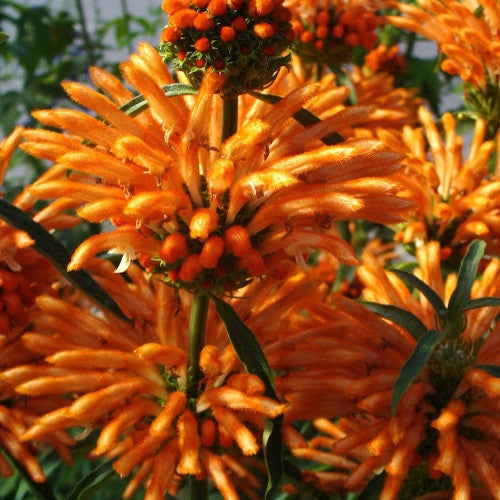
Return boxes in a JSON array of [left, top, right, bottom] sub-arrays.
[[222, 95, 238, 141]]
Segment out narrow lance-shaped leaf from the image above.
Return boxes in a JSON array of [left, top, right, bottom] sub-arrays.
[[475, 364, 500, 378], [0, 199, 130, 322], [392, 329, 444, 414], [461, 296, 500, 311], [249, 91, 345, 145], [211, 295, 282, 499], [393, 269, 447, 319], [120, 83, 198, 117], [361, 301, 428, 339], [66, 460, 115, 500], [447, 240, 486, 315]]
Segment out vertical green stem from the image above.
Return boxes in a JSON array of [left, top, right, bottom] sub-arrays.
[[187, 293, 209, 399], [222, 95, 238, 141], [74, 0, 96, 65], [186, 293, 209, 500], [184, 93, 238, 500]]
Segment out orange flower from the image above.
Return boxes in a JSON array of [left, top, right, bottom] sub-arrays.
[[286, 241, 500, 497], [19, 43, 412, 296], [380, 106, 500, 257], [387, 0, 500, 131]]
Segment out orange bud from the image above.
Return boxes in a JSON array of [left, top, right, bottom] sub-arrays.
[[225, 225, 252, 257], [248, 0, 274, 17], [162, 0, 190, 15], [194, 37, 211, 52], [159, 233, 189, 263], [208, 0, 227, 16], [161, 26, 181, 43], [300, 31, 315, 44], [254, 22, 275, 39], [239, 248, 265, 276], [179, 254, 203, 282], [194, 12, 214, 31], [231, 17, 247, 32], [192, 0, 210, 7], [316, 10, 329, 25], [220, 26, 237, 43], [316, 25, 328, 39], [199, 236, 225, 268], [170, 8, 198, 29], [199, 345, 222, 377], [0, 269, 18, 292], [189, 208, 218, 240]]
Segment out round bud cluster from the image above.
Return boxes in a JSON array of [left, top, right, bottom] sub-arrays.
[[364, 44, 407, 78], [291, 6, 380, 66], [139, 203, 269, 296], [159, 0, 296, 96]]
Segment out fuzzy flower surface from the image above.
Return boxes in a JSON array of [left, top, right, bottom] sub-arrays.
[[18, 43, 412, 296], [388, 0, 500, 132], [2, 258, 349, 499], [286, 241, 500, 498], [380, 106, 500, 259]]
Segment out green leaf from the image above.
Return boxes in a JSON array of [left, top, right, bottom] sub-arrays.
[[358, 471, 386, 500], [0, 199, 130, 323], [211, 296, 282, 498], [461, 296, 500, 311], [263, 414, 284, 500], [248, 91, 345, 145], [361, 301, 428, 339], [393, 269, 447, 318], [476, 364, 500, 378], [66, 460, 115, 500], [448, 240, 486, 315], [120, 83, 198, 117], [392, 329, 444, 414], [0, 32, 8, 43]]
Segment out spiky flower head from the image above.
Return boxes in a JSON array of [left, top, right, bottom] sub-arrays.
[[159, 0, 296, 96]]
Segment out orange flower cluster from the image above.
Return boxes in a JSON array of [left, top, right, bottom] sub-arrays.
[[380, 106, 500, 258], [285, 242, 500, 498], [18, 43, 412, 296], [288, 0, 381, 66], [388, 0, 500, 131], [159, 0, 296, 95]]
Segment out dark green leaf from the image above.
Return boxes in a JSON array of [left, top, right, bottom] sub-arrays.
[[361, 301, 428, 339], [120, 83, 198, 117], [66, 460, 115, 500], [263, 414, 283, 500], [358, 471, 386, 500], [476, 364, 500, 378], [249, 91, 345, 145], [392, 329, 444, 414], [448, 240, 486, 314], [393, 269, 447, 318], [0, 199, 130, 322], [0, 32, 8, 43], [212, 295, 276, 398], [461, 296, 500, 311], [211, 296, 282, 497]]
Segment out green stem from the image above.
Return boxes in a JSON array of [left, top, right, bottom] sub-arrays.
[[187, 293, 209, 399], [185, 293, 209, 500], [222, 95, 238, 141], [74, 0, 96, 66], [187, 474, 208, 500]]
